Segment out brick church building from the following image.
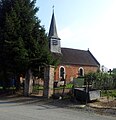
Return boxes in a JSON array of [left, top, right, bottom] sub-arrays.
[[48, 11, 100, 83]]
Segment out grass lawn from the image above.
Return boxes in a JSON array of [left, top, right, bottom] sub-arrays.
[[33, 83, 73, 91], [0, 86, 16, 90], [101, 89, 116, 98]]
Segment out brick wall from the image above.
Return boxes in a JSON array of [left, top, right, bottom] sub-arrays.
[[54, 65, 99, 82]]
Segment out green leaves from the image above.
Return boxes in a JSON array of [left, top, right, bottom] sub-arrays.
[[0, 0, 56, 87], [85, 72, 116, 90]]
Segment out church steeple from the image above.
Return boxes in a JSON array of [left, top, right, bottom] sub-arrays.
[[48, 10, 60, 39], [48, 8, 61, 53]]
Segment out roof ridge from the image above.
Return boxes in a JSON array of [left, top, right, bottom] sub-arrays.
[[60, 47, 100, 67], [87, 50, 100, 66], [61, 47, 87, 52]]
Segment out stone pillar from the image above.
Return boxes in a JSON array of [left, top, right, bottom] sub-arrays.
[[24, 69, 33, 96], [43, 65, 54, 98]]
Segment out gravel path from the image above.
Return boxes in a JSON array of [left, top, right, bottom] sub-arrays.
[[0, 95, 116, 117]]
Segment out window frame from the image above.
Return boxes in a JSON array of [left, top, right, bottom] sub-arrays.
[[78, 67, 84, 76], [59, 66, 66, 79]]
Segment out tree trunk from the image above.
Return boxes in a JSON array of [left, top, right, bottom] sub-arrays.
[[24, 69, 33, 96], [16, 75, 20, 90]]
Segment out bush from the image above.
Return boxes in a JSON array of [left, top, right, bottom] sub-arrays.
[[85, 72, 115, 90]]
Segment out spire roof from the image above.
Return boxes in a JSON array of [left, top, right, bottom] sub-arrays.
[[48, 10, 60, 39]]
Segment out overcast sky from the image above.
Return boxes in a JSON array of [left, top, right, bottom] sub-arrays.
[[36, 0, 116, 70]]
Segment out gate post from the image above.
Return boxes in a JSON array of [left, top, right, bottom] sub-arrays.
[[24, 69, 33, 96], [43, 65, 54, 98]]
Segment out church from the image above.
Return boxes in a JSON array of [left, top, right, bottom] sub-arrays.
[[48, 11, 100, 83]]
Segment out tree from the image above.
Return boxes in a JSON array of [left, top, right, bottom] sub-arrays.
[[111, 73, 116, 89], [85, 72, 114, 90], [0, 0, 55, 93]]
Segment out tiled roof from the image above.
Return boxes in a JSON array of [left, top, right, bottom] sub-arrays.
[[52, 47, 100, 67]]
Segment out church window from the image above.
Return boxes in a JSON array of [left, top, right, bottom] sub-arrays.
[[59, 66, 65, 79], [78, 67, 84, 76]]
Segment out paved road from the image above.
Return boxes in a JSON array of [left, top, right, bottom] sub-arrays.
[[0, 99, 115, 120]]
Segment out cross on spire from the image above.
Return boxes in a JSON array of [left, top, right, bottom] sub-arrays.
[[52, 5, 54, 9], [52, 5, 54, 13], [48, 5, 60, 39]]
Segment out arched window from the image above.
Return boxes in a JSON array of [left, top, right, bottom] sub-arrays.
[[78, 67, 84, 76], [59, 66, 65, 79]]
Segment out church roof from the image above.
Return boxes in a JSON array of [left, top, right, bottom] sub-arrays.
[[49, 10, 100, 67], [48, 11, 60, 40], [52, 47, 100, 67]]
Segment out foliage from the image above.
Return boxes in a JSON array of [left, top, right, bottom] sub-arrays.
[[101, 90, 116, 98], [65, 83, 73, 89], [0, 0, 56, 88], [111, 73, 116, 89], [85, 72, 116, 101], [85, 72, 116, 90]]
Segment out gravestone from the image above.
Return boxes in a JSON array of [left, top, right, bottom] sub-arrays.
[[73, 77, 100, 102], [73, 77, 85, 87]]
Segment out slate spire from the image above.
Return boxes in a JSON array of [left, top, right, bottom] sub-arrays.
[[48, 7, 61, 53], [48, 9, 60, 39]]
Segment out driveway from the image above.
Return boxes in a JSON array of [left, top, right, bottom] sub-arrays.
[[0, 96, 115, 120]]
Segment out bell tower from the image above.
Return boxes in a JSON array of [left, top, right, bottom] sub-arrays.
[[48, 9, 61, 53]]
